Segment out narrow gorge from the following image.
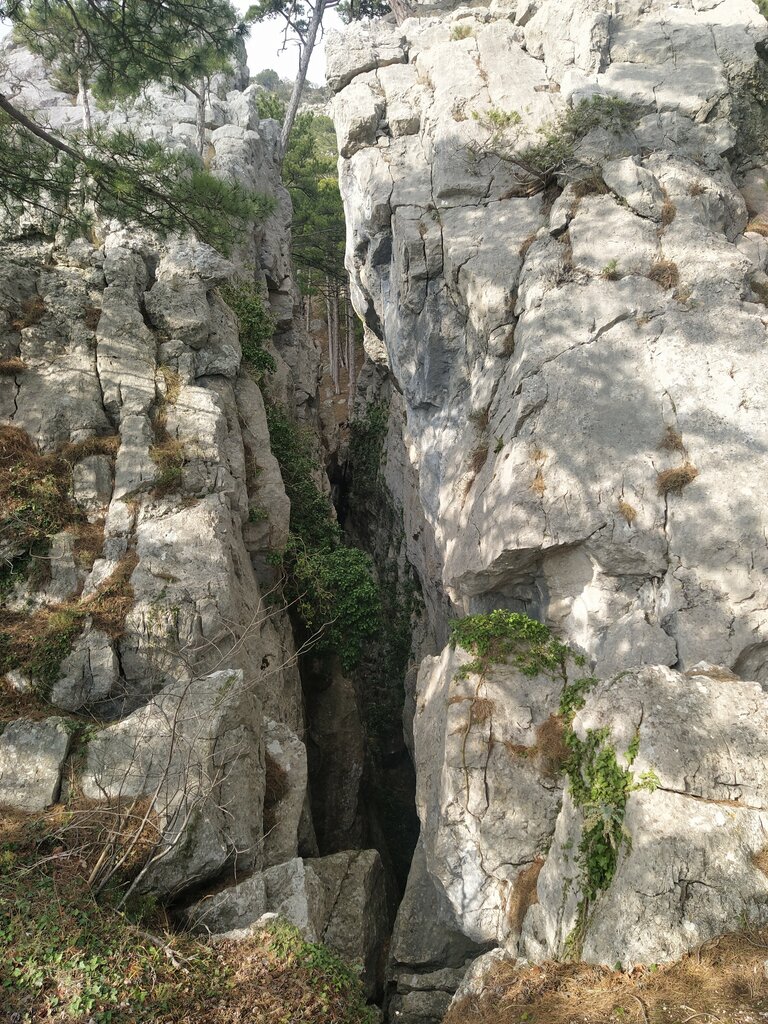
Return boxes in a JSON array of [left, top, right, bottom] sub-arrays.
[[2, 0, 768, 1021]]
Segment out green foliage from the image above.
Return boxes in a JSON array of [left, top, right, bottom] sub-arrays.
[[559, 675, 597, 722], [221, 279, 277, 382], [336, 0, 390, 21], [290, 542, 381, 671], [0, 117, 275, 253], [1, 1, 275, 250], [0, 607, 83, 694], [254, 68, 282, 91], [265, 920, 377, 1023], [282, 112, 346, 286], [9, 0, 242, 103], [474, 95, 639, 193], [255, 91, 287, 122], [348, 403, 388, 503], [562, 700, 659, 956], [266, 403, 339, 550], [450, 609, 570, 680], [450, 24, 473, 39], [266, 403, 380, 671], [0, 823, 374, 1023]]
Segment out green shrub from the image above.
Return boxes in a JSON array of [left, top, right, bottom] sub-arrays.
[[221, 280, 277, 383], [474, 95, 639, 193], [266, 403, 380, 671], [290, 541, 381, 671], [450, 609, 570, 680]]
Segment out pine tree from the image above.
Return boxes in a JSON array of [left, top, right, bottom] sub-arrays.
[[0, 0, 270, 251]]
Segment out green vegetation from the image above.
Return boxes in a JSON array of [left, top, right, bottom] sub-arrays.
[[451, 612, 659, 956], [266, 404, 380, 671], [473, 96, 639, 194], [348, 403, 388, 503], [558, 674, 659, 958], [0, 814, 375, 1023], [282, 112, 347, 288], [1, 1, 275, 251], [220, 279, 277, 383], [450, 24, 473, 40], [450, 609, 570, 680]]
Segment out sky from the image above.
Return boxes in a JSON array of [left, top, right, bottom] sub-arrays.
[[0, 4, 346, 90], [236, 3, 345, 87]]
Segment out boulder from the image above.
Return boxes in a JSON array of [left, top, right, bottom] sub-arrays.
[[0, 718, 72, 812], [79, 669, 264, 898]]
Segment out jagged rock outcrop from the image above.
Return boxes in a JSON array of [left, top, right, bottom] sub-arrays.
[[0, 41, 389, 995], [329, 0, 768, 1013]]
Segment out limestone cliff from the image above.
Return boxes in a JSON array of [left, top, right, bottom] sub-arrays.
[[0, 41, 389, 995], [328, 0, 768, 1017]]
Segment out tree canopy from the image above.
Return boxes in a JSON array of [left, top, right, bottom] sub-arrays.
[[0, 0, 270, 251]]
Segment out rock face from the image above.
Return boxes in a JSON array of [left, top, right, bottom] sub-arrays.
[[328, 0, 768, 1012], [182, 849, 389, 997], [0, 39, 391, 991], [330, 0, 768, 678], [0, 718, 72, 812]]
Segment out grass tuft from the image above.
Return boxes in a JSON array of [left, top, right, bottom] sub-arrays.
[[0, 356, 27, 376], [656, 462, 698, 495], [647, 258, 680, 290]]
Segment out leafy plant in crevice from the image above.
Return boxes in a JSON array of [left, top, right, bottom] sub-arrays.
[[266, 402, 380, 672], [451, 613, 659, 955], [471, 95, 640, 195], [450, 609, 570, 681], [221, 279, 277, 384], [558, 675, 659, 958]]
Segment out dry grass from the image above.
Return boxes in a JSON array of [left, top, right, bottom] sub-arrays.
[[617, 498, 637, 525], [83, 305, 102, 331], [752, 848, 768, 877], [647, 259, 679, 290], [534, 714, 569, 778], [657, 462, 698, 495], [519, 233, 538, 259], [468, 444, 490, 478], [506, 859, 544, 937], [659, 192, 677, 227], [659, 426, 685, 453], [0, 356, 27, 376], [470, 406, 491, 432], [571, 174, 609, 200], [0, 813, 375, 1024], [159, 365, 183, 405], [531, 468, 546, 497], [745, 218, 768, 237], [10, 294, 46, 331], [687, 180, 707, 197], [83, 551, 139, 638], [445, 930, 768, 1024], [150, 409, 187, 497]]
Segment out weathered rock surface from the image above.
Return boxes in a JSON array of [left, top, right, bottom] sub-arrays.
[[80, 670, 264, 897], [330, 0, 768, 680], [182, 849, 389, 997], [329, 0, 768, 993], [0, 718, 72, 812], [521, 664, 768, 965]]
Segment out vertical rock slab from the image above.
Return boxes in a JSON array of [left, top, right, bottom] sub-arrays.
[[0, 718, 72, 811]]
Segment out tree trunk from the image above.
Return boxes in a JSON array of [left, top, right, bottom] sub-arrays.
[[278, 0, 327, 160], [196, 76, 207, 157], [389, 0, 413, 24], [77, 68, 92, 136], [346, 283, 356, 417]]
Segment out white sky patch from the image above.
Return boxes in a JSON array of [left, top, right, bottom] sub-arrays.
[[235, 2, 345, 87]]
